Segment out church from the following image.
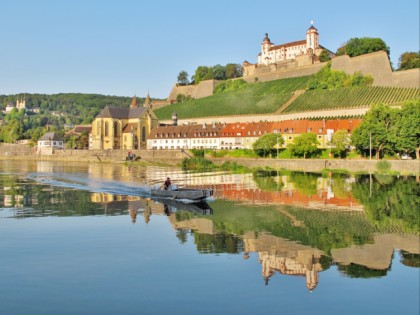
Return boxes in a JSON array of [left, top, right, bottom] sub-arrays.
[[90, 95, 159, 150]]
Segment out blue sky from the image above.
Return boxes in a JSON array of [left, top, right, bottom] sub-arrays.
[[1, 0, 418, 99]]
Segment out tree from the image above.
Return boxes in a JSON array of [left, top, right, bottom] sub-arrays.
[[194, 66, 214, 84], [336, 37, 390, 59], [212, 64, 226, 80], [0, 119, 23, 143], [351, 103, 397, 159], [177, 71, 189, 85], [397, 52, 420, 70], [329, 129, 351, 158], [252, 133, 284, 157], [287, 132, 319, 158], [175, 94, 192, 103], [319, 49, 331, 62], [225, 63, 243, 79], [393, 100, 420, 159], [307, 63, 373, 90]]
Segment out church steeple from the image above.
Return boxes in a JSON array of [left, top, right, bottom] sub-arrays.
[[144, 92, 152, 108], [130, 95, 138, 108]]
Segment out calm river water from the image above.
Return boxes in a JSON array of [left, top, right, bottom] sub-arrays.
[[0, 160, 419, 315]]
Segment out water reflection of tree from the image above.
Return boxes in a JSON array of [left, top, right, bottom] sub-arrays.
[[288, 172, 318, 196], [400, 251, 420, 268], [206, 200, 373, 254], [252, 171, 284, 191], [352, 175, 419, 234], [337, 262, 390, 278], [193, 232, 243, 254], [175, 229, 189, 244]]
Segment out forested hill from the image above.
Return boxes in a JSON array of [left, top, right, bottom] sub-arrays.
[[0, 93, 144, 124]]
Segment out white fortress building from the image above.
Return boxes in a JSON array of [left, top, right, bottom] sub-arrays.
[[257, 22, 327, 65]]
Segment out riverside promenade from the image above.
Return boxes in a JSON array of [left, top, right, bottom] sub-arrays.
[[0, 144, 418, 175]]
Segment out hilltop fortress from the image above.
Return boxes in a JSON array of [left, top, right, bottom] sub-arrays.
[[167, 24, 419, 103]]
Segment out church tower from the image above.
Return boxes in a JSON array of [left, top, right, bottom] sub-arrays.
[[16, 96, 26, 111], [143, 92, 152, 108], [306, 21, 319, 53], [260, 33, 274, 65], [130, 95, 138, 108]]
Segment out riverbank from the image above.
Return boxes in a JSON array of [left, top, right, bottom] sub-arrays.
[[1, 145, 418, 175]]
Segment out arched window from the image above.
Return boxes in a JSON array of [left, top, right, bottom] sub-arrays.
[[105, 122, 109, 137], [142, 126, 146, 142], [114, 122, 118, 137]]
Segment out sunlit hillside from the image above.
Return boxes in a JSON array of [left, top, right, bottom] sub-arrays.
[[154, 77, 420, 120]]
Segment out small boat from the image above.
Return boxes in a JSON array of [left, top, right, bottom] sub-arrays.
[[151, 185, 213, 201]]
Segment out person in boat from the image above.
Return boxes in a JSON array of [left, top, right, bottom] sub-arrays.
[[163, 177, 171, 190]]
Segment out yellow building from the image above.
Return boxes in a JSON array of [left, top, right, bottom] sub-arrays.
[[90, 96, 159, 150]]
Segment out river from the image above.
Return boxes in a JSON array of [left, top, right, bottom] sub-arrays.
[[0, 160, 419, 315]]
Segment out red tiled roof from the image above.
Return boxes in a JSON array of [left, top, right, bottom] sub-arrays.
[[269, 40, 306, 51]]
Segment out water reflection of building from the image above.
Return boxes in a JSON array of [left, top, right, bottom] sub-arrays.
[[167, 213, 326, 290], [215, 184, 362, 211], [244, 232, 324, 290], [3, 187, 28, 208], [90, 193, 166, 224]]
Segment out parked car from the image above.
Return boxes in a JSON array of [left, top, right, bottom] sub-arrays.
[[401, 153, 412, 160]]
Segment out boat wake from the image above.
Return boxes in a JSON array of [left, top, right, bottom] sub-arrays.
[[26, 172, 152, 198]]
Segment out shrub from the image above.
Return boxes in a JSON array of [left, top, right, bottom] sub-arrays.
[[376, 160, 391, 174]]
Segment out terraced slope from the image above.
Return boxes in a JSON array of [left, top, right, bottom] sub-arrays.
[[283, 86, 420, 113], [155, 77, 311, 120]]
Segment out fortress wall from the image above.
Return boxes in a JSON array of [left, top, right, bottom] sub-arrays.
[[391, 68, 420, 88], [167, 80, 221, 102], [243, 62, 324, 83], [167, 84, 197, 101], [192, 80, 221, 99], [331, 51, 394, 86], [243, 51, 419, 89]]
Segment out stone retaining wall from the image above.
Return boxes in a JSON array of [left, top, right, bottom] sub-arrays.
[[1, 144, 418, 174]]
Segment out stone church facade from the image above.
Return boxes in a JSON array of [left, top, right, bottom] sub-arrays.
[[90, 96, 159, 150]]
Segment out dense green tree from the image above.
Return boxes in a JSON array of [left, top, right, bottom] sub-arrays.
[[225, 63, 243, 79], [192, 63, 242, 84], [319, 49, 331, 62], [194, 66, 214, 84], [397, 51, 420, 70], [177, 71, 189, 85], [393, 100, 420, 158], [214, 79, 248, 94], [329, 129, 351, 158], [307, 63, 373, 90], [29, 127, 45, 144], [212, 64, 226, 80], [351, 103, 397, 159], [0, 119, 23, 143], [336, 37, 390, 59], [287, 132, 319, 158], [252, 133, 284, 157]]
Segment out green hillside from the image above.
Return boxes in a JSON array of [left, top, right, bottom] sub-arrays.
[[154, 77, 311, 120], [283, 86, 420, 113], [154, 76, 420, 120]]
